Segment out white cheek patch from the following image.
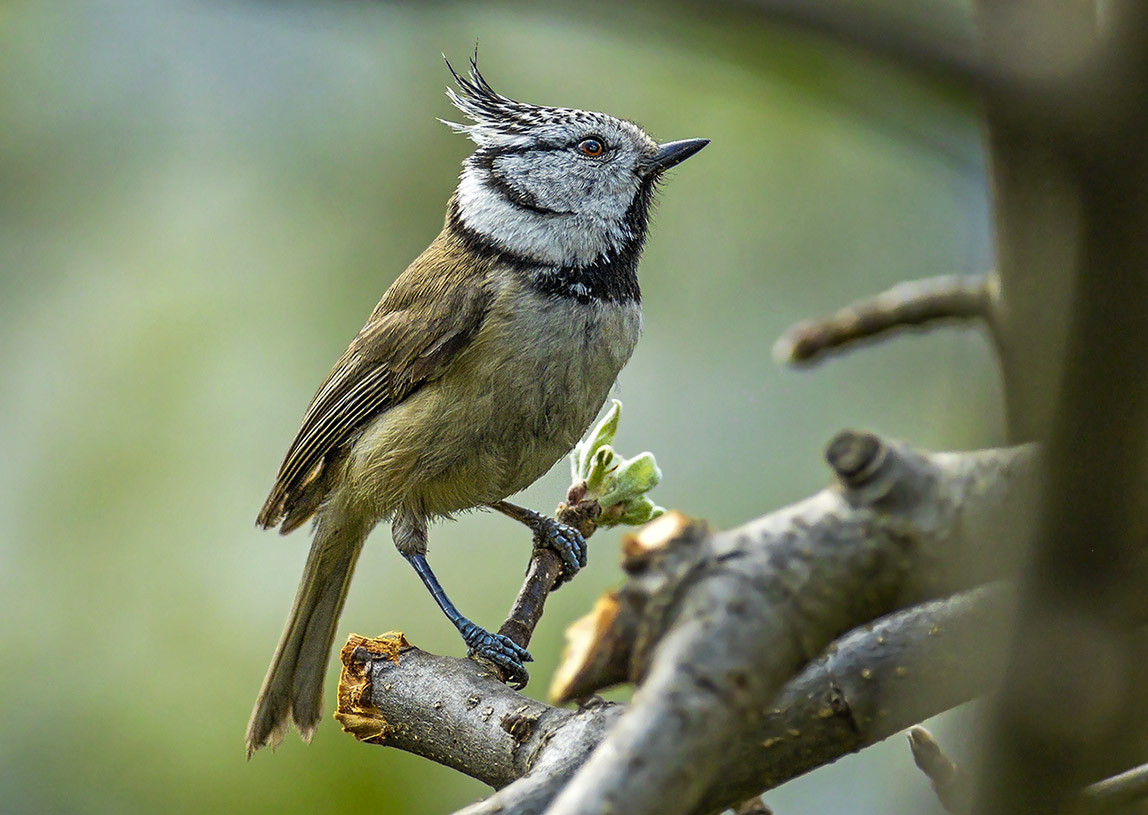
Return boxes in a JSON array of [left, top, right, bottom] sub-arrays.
[[456, 166, 632, 267]]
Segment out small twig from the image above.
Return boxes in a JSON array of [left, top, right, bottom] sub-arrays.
[[492, 498, 603, 685], [1084, 761, 1148, 808], [732, 795, 773, 815], [774, 274, 993, 366], [491, 396, 656, 685], [905, 728, 1148, 812], [495, 548, 564, 654], [908, 726, 970, 813]]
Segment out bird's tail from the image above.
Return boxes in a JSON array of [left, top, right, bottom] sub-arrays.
[[245, 516, 367, 758]]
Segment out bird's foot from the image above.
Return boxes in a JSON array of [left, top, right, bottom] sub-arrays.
[[458, 619, 532, 687], [533, 518, 587, 588]]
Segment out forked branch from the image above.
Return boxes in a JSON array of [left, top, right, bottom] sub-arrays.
[[338, 432, 1041, 815]]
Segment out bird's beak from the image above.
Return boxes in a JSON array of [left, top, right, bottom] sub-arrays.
[[643, 138, 710, 175]]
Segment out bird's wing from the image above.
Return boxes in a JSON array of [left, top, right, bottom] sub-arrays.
[[257, 251, 493, 533]]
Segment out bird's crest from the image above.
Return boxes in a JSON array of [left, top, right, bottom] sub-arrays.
[[442, 50, 593, 147]]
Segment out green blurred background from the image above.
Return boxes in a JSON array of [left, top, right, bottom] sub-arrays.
[[0, 1, 1000, 813]]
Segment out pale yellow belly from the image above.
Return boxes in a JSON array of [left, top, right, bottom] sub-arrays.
[[343, 279, 641, 521]]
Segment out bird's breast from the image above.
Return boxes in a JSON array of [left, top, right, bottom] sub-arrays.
[[348, 271, 641, 519], [458, 274, 642, 484]]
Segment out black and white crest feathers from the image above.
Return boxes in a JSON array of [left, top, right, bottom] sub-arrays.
[[442, 52, 600, 146], [439, 51, 669, 272]]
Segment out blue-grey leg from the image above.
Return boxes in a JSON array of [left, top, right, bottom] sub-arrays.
[[403, 553, 532, 679], [492, 500, 587, 588]]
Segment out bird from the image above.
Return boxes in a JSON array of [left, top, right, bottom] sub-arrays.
[[245, 53, 708, 757]]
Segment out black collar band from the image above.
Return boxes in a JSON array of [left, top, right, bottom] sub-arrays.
[[445, 182, 653, 305]]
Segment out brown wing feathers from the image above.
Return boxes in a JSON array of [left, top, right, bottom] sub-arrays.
[[257, 230, 493, 533]]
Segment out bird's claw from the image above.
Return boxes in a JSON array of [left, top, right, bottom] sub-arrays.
[[535, 519, 587, 589], [458, 620, 532, 686]]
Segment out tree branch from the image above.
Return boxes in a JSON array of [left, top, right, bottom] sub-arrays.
[[337, 585, 1013, 815], [1084, 761, 1148, 808], [906, 726, 1148, 813], [334, 633, 625, 791], [907, 726, 969, 813], [490, 498, 604, 685], [773, 274, 994, 367], [337, 431, 1041, 814], [542, 433, 1034, 815]]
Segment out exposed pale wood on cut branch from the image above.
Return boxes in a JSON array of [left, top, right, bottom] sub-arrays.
[[334, 633, 409, 746], [548, 591, 630, 704], [774, 275, 994, 366], [551, 512, 704, 704]]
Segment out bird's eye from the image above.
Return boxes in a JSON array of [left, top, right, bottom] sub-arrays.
[[578, 137, 606, 157]]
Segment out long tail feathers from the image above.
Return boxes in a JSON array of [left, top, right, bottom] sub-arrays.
[[245, 518, 366, 758]]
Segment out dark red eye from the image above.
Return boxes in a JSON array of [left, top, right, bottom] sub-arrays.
[[578, 137, 605, 157]]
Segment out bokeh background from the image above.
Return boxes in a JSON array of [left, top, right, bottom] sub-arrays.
[[0, 2, 1000, 813]]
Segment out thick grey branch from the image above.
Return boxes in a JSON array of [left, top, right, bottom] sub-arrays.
[[543, 433, 1035, 815], [340, 586, 1011, 815], [334, 633, 623, 791], [338, 434, 1040, 814], [690, 586, 1011, 814]]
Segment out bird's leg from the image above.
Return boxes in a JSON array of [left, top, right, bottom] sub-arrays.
[[492, 500, 587, 587], [403, 553, 532, 683], [394, 509, 531, 684]]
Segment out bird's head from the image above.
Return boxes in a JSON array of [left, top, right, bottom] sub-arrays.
[[443, 54, 708, 269]]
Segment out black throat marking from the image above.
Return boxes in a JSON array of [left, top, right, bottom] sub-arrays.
[[446, 179, 654, 305]]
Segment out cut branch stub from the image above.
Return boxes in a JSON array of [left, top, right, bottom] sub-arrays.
[[336, 632, 568, 789], [334, 632, 408, 745], [825, 429, 886, 488]]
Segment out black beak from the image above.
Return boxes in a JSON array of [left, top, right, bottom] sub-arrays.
[[645, 138, 710, 175]]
